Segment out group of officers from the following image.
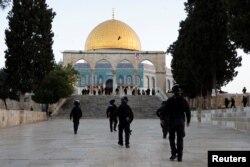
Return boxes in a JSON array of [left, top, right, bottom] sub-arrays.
[[69, 84, 191, 162]]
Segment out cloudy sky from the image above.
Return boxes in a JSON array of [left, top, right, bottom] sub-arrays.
[[0, 0, 249, 93]]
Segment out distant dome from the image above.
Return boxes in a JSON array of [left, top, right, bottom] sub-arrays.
[[85, 19, 141, 51]]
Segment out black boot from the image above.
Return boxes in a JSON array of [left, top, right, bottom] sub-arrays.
[[170, 155, 177, 161], [177, 153, 182, 162], [177, 157, 182, 162]]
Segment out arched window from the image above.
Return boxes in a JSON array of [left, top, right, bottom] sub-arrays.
[[118, 75, 124, 85]]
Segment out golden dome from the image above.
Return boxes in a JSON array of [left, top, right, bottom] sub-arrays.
[[85, 19, 141, 51]]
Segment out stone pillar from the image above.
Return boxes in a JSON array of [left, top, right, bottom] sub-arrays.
[[134, 70, 139, 95], [127, 86, 132, 95], [112, 70, 117, 94], [155, 72, 166, 94], [90, 69, 94, 95]]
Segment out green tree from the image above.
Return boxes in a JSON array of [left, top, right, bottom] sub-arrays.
[[32, 64, 77, 107], [0, 0, 11, 9], [168, 0, 241, 111], [0, 69, 18, 109], [4, 0, 55, 109], [168, 20, 198, 98], [225, 0, 250, 53]]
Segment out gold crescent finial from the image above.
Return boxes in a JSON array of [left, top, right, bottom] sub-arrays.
[[112, 8, 115, 20]]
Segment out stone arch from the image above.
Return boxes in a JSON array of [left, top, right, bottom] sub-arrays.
[[73, 59, 91, 93], [94, 59, 114, 70], [73, 59, 90, 83], [74, 58, 90, 65], [139, 60, 156, 90], [63, 51, 167, 94], [139, 58, 156, 71], [115, 59, 134, 69], [138, 59, 156, 68], [116, 60, 135, 87], [94, 60, 112, 87]]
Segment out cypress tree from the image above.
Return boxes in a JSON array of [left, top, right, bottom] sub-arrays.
[[225, 0, 250, 53], [4, 0, 55, 109], [168, 0, 241, 106]]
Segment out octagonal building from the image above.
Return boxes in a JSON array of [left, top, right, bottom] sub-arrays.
[[63, 16, 173, 95]]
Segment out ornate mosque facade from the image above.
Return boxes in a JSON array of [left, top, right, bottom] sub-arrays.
[[62, 16, 174, 95]]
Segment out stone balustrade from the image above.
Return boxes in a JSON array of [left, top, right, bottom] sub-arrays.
[[192, 107, 250, 131], [0, 109, 47, 128]]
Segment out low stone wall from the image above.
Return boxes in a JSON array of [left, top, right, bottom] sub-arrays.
[[0, 98, 41, 111], [188, 93, 250, 109], [192, 107, 250, 131], [0, 109, 47, 128]]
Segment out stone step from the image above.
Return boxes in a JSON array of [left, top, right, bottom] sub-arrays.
[[55, 95, 162, 118]]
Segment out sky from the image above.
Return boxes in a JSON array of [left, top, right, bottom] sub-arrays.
[[0, 0, 249, 93]]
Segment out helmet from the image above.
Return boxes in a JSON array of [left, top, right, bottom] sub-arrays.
[[74, 100, 80, 106], [172, 84, 181, 93], [109, 99, 115, 105], [121, 96, 128, 103]]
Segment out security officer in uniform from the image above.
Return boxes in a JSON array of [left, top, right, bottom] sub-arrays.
[[70, 100, 82, 134], [106, 99, 118, 132], [116, 96, 134, 148], [156, 101, 168, 139], [166, 84, 191, 162]]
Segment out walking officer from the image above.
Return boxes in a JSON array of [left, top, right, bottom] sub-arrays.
[[166, 84, 191, 162], [116, 96, 134, 148], [106, 99, 118, 132], [156, 101, 169, 139], [70, 100, 82, 134]]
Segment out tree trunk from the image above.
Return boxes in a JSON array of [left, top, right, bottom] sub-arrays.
[[212, 72, 217, 108], [197, 96, 202, 122], [196, 87, 203, 122], [3, 99, 8, 110], [19, 93, 25, 110], [207, 90, 211, 109]]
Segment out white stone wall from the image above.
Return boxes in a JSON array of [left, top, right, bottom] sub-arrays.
[[191, 107, 250, 131], [0, 98, 41, 111], [0, 109, 47, 128]]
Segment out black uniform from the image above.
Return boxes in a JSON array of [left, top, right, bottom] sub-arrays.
[[243, 87, 247, 94], [242, 96, 247, 107], [224, 98, 230, 108], [106, 102, 118, 132], [166, 94, 191, 161], [156, 101, 168, 139], [231, 97, 236, 108], [70, 102, 82, 134], [116, 98, 134, 148]]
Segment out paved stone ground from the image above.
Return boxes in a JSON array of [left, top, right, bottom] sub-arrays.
[[0, 119, 249, 167]]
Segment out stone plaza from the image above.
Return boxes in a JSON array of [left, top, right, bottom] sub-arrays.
[[0, 118, 249, 167]]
